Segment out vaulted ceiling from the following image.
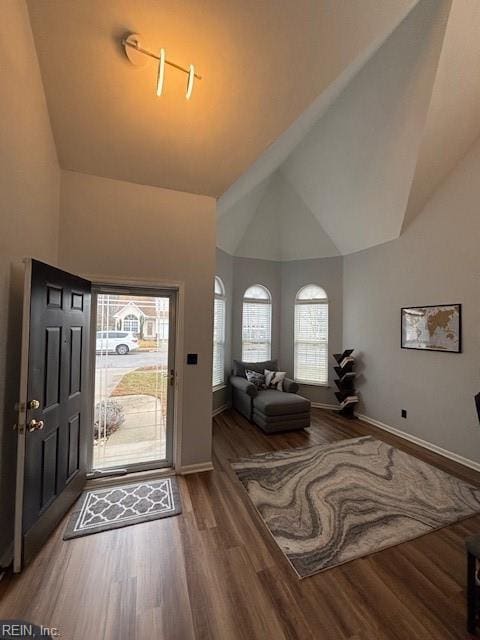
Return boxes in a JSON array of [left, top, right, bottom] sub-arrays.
[[218, 0, 480, 260], [27, 0, 416, 196], [27, 0, 480, 260]]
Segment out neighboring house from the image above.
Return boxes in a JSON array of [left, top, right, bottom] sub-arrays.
[[96, 297, 169, 340]]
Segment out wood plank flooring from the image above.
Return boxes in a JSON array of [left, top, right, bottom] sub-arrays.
[[1, 408, 479, 639]]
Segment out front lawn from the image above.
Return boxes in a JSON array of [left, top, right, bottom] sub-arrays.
[[111, 366, 168, 400]]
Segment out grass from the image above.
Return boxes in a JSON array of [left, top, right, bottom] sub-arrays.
[[111, 366, 168, 400], [138, 339, 159, 350]]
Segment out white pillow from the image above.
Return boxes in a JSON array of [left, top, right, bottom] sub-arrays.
[[264, 369, 287, 391]]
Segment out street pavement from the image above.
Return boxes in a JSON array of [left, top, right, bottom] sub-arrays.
[[95, 349, 168, 369]]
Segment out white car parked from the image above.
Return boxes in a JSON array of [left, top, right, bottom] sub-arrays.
[[96, 331, 139, 355]]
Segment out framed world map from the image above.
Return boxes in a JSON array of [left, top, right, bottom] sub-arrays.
[[401, 304, 461, 353]]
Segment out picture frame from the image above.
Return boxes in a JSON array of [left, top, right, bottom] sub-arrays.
[[401, 304, 462, 353]]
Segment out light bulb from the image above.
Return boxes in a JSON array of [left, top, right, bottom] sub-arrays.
[[186, 64, 195, 100], [156, 48, 166, 96]]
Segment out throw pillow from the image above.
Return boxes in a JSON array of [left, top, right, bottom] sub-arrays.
[[264, 369, 287, 391], [245, 369, 266, 389]]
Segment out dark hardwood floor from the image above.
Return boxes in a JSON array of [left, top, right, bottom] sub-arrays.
[[1, 408, 479, 639]]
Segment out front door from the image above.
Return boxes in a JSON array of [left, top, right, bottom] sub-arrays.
[[14, 259, 91, 571], [92, 287, 176, 473]]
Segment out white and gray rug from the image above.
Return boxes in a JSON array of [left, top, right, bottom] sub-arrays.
[[231, 436, 480, 578], [64, 477, 181, 539]]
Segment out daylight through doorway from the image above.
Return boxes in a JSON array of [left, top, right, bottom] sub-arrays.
[[93, 291, 173, 471]]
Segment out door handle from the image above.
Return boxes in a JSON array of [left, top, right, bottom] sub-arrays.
[[28, 399, 40, 410], [28, 419, 44, 432]]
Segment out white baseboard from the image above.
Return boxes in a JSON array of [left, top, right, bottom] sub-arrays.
[[311, 402, 339, 410], [357, 413, 480, 473], [179, 462, 214, 475], [212, 403, 231, 417]]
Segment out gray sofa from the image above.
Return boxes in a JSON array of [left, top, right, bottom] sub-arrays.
[[230, 359, 311, 433]]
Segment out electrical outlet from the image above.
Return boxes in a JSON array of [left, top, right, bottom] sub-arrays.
[[401, 409, 407, 419]]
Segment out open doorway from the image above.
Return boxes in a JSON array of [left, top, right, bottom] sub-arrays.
[[92, 287, 176, 473], [14, 262, 181, 571]]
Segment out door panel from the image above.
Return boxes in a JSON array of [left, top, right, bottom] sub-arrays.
[[15, 259, 91, 571]]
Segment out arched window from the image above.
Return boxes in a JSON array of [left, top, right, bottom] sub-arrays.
[[123, 314, 139, 333], [212, 277, 226, 388], [242, 285, 272, 362], [294, 285, 328, 385]]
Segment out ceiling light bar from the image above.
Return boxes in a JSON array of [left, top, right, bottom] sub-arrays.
[[122, 33, 202, 99]]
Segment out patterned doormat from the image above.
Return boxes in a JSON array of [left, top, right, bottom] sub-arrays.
[[63, 477, 181, 539], [231, 436, 480, 578]]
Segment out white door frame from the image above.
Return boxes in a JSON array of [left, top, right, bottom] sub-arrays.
[[84, 274, 185, 474]]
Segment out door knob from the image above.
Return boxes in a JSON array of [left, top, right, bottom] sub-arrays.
[[28, 419, 44, 432], [28, 399, 40, 410]]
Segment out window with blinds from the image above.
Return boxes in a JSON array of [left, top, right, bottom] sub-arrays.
[[294, 284, 328, 385], [242, 285, 272, 362], [212, 277, 226, 388]]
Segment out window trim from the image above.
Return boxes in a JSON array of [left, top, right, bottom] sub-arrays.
[[241, 284, 272, 362], [294, 284, 329, 386], [212, 276, 226, 388]]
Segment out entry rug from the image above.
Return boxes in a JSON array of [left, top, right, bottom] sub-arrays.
[[231, 436, 480, 578], [64, 477, 181, 539]]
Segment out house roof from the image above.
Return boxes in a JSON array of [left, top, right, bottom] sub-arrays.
[[98, 298, 164, 319]]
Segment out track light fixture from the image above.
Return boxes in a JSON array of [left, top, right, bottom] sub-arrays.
[[122, 33, 202, 100]]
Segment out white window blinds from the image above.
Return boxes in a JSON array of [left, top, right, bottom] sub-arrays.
[[242, 285, 272, 362], [212, 277, 226, 388], [294, 285, 328, 385]]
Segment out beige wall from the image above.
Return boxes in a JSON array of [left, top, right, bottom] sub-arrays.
[[0, 0, 60, 561], [59, 170, 216, 468], [343, 135, 480, 463]]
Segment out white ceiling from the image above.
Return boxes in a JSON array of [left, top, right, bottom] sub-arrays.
[[219, 0, 480, 261], [280, 0, 449, 256], [26, 0, 416, 197], [402, 0, 480, 230], [26, 0, 480, 260], [234, 173, 340, 262]]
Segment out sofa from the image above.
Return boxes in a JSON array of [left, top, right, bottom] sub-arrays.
[[230, 359, 311, 433]]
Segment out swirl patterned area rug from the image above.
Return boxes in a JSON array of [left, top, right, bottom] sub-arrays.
[[231, 436, 480, 578]]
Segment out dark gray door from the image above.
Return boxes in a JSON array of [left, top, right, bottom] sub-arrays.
[[14, 259, 91, 571]]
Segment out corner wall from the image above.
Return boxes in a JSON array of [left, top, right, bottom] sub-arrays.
[[224, 254, 343, 405], [280, 257, 343, 406], [59, 170, 216, 468], [343, 136, 480, 463], [0, 0, 60, 561], [232, 256, 282, 364]]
